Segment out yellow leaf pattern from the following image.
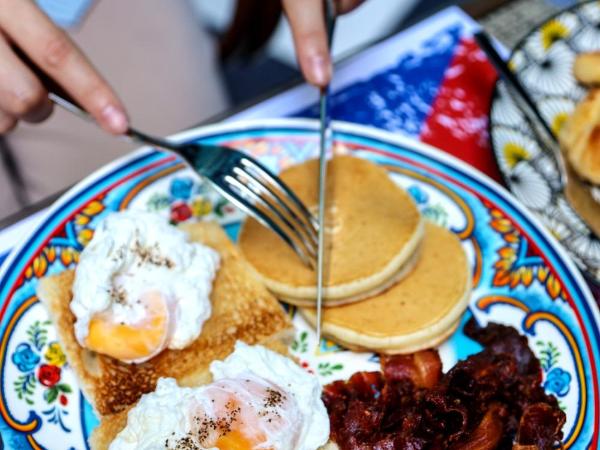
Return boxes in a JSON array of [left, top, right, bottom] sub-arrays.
[[44, 342, 67, 367], [490, 207, 563, 299]]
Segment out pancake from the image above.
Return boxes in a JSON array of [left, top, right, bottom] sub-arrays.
[[239, 155, 425, 306], [300, 223, 471, 354]]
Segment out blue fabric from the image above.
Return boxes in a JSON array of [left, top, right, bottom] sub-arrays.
[[36, 0, 95, 28], [293, 25, 463, 137]]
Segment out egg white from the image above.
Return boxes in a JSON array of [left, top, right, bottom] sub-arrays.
[[211, 341, 330, 450], [70, 211, 220, 362]]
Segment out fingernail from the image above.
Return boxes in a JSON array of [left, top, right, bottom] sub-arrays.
[[309, 55, 332, 87], [101, 105, 128, 134]]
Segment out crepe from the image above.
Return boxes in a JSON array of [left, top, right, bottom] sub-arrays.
[[564, 160, 600, 237], [574, 51, 600, 86]]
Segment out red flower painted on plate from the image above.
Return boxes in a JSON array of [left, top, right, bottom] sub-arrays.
[[38, 364, 61, 387], [170, 202, 192, 223], [60, 394, 68, 406]]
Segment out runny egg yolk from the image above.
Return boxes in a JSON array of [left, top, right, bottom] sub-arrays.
[[85, 290, 169, 362], [213, 430, 259, 450], [202, 396, 268, 450]]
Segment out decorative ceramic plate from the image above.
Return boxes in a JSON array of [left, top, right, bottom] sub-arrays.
[[0, 119, 598, 449], [489, 0, 600, 283]]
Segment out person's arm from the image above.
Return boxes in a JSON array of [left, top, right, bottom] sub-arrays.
[[0, 0, 127, 134], [282, 0, 364, 87]]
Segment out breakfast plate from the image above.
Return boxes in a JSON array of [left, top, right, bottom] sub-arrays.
[[489, 0, 600, 284], [0, 118, 598, 449]]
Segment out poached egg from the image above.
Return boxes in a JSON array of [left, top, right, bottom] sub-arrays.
[[71, 211, 220, 363], [109, 342, 330, 450]]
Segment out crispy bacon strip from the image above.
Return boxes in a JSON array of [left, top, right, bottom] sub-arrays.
[[450, 403, 507, 450], [381, 350, 442, 388], [323, 320, 565, 450], [515, 403, 566, 449], [421, 391, 469, 442], [463, 319, 540, 377]]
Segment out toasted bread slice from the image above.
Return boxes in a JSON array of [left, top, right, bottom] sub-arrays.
[[88, 339, 291, 450], [37, 221, 293, 417], [89, 409, 128, 450]]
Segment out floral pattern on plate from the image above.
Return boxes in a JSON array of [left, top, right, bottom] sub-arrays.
[[11, 321, 73, 431], [489, 0, 600, 283]]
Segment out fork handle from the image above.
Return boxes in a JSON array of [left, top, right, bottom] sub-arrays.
[[13, 45, 88, 118], [13, 44, 184, 154], [50, 89, 181, 153]]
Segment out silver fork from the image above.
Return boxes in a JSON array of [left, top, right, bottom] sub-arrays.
[[51, 94, 319, 267]]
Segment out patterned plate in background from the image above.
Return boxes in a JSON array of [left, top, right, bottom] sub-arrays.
[[0, 119, 598, 448], [489, 0, 600, 283]]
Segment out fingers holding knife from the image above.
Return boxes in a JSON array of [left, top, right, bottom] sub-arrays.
[[283, 0, 364, 87]]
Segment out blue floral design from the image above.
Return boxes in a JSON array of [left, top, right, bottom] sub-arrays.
[[544, 367, 571, 397], [169, 177, 194, 200], [423, 204, 449, 227], [43, 406, 71, 433], [408, 185, 429, 204], [12, 343, 40, 372]]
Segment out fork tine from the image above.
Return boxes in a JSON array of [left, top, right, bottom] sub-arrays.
[[225, 174, 317, 261], [242, 157, 318, 231], [218, 176, 317, 268], [240, 157, 319, 234], [241, 164, 319, 248], [233, 166, 317, 250], [177, 143, 319, 267], [233, 168, 317, 258]]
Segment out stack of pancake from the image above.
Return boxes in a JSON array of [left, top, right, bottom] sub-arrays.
[[239, 156, 472, 354]]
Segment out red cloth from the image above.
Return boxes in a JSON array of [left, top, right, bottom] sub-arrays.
[[421, 38, 502, 184]]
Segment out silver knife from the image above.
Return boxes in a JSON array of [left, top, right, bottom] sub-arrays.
[[316, 0, 336, 346]]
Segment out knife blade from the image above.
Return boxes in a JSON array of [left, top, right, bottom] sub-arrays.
[[316, 0, 336, 347]]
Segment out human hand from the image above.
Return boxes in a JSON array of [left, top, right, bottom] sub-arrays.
[[0, 0, 128, 134], [282, 0, 364, 87]]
